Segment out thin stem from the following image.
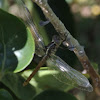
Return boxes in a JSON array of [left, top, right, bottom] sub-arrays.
[[32, 0, 69, 41]]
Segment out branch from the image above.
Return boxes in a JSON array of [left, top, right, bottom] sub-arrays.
[[32, 0, 100, 95]]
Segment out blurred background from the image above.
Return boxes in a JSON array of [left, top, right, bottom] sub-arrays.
[[0, 0, 100, 100]]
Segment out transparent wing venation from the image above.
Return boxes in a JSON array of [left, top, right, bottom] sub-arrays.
[[47, 54, 93, 92], [15, 0, 45, 56]]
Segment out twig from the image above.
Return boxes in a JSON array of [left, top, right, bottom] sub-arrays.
[[32, 0, 100, 95]]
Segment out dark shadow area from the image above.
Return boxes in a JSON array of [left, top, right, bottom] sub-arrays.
[[1, 73, 36, 100], [33, 89, 77, 100]]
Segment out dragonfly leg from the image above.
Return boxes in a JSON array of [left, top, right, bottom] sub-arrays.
[[23, 55, 48, 86], [39, 20, 50, 26]]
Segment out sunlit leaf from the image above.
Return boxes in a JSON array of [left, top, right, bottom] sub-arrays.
[[22, 69, 74, 93]]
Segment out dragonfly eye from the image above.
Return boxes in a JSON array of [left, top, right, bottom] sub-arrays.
[[52, 35, 61, 45]]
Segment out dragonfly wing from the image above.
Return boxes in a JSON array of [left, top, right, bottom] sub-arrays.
[[46, 54, 93, 92], [14, 0, 45, 57]]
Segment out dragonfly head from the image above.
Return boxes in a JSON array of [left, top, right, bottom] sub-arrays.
[[52, 35, 62, 46]]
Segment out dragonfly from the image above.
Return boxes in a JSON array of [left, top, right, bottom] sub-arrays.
[[14, 0, 93, 92]]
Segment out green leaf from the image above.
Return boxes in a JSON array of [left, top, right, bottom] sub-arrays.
[[22, 69, 74, 93], [14, 28, 35, 73], [0, 89, 13, 100], [0, 9, 35, 77], [33, 89, 78, 100], [1, 73, 36, 100]]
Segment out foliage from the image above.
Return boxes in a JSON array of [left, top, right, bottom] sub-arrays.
[[0, 8, 36, 100], [0, 1, 78, 99], [0, 89, 13, 100], [0, 0, 100, 100], [33, 90, 77, 100]]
